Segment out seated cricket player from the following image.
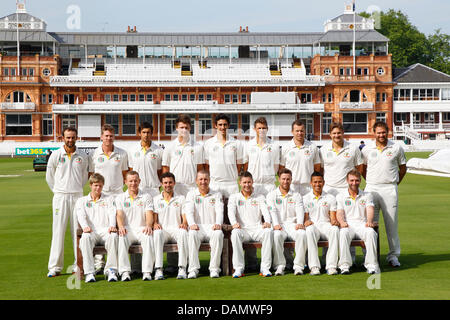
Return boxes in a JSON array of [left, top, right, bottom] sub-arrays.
[[266, 168, 307, 276], [153, 172, 189, 280], [116, 171, 156, 281], [186, 170, 224, 279], [76, 173, 119, 283], [228, 171, 273, 278], [303, 171, 340, 276], [336, 169, 380, 275]]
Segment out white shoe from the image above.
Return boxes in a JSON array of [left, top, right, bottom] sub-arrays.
[[154, 268, 164, 280], [85, 273, 96, 283], [106, 269, 118, 282], [260, 269, 272, 277], [232, 269, 244, 278], [210, 270, 220, 278], [142, 272, 152, 281], [294, 267, 304, 275], [121, 271, 131, 281], [310, 267, 320, 276], [177, 267, 187, 279], [340, 265, 350, 275], [47, 270, 59, 278], [388, 257, 401, 267], [188, 271, 198, 279], [367, 265, 381, 274], [327, 267, 338, 275], [275, 266, 285, 276]]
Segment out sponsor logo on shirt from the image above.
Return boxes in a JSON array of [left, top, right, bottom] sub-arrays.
[[276, 198, 282, 205], [386, 151, 393, 157], [287, 198, 295, 204], [195, 197, 202, 204], [124, 201, 131, 208], [136, 201, 144, 207], [238, 200, 244, 206], [250, 200, 258, 206], [343, 152, 351, 159], [59, 157, 66, 164], [322, 201, 329, 207], [150, 153, 158, 160], [345, 200, 352, 206], [307, 202, 314, 210], [86, 202, 93, 208], [267, 147, 272, 152], [173, 201, 181, 208], [304, 149, 311, 156]]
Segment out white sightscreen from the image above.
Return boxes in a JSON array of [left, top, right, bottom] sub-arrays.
[[78, 115, 101, 138]]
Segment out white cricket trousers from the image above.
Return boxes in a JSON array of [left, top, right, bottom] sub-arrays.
[[48, 192, 83, 273], [188, 226, 224, 273], [272, 224, 307, 271], [365, 183, 400, 262], [306, 223, 339, 270], [231, 227, 273, 272], [210, 182, 239, 199], [252, 183, 276, 197], [291, 183, 311, 197], [118, 228, 155, 275], [153, 228, 189, 269], [80, 230, 118, 275], [339, 223, 379, 270]]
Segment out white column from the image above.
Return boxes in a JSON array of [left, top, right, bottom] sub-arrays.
[[439, 112, 443, 130]]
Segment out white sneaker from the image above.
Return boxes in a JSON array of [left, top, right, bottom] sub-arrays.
[[340, 265, 350, 275], [154, 268, 164, 280], [106, 269, 118, 282], [275, 266, 285, 276], [47, 270, 59, 278], [367, 265, 381, 274], [142, 272, 152, 281], [327, 267, 338, 275], [260, 269, 272, 277], [121, 271, 131, 281], [388, 257, 401, 267], [293, 267, 304, 275], [85, 273, 96, 283], [188, 271, 198, 279], [177, 267, 187, 279], [232, 269, 244, 278], [310, 267, 321, 276], [210, 270, 220, 278]]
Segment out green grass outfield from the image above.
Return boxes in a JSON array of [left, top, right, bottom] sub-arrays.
[[0, 152, 449, 300]]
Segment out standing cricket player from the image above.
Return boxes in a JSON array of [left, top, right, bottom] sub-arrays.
[[116, 171, 156, 281], [336, 169, 380, 275], [303, 171, 340, 276], [153, 172, 189, 280], [46, 127, 89, 277], [320, 122, 363, 197], [362, 121, 406, 267], [128, 122, 163, 197], [266, 168, 307, 276], [203, 113, 244, 198], [228, 171, 273, 278], [186, 171, 224, 278], [243, 117, 280, 196], [76, 173, 119, 283], [280, 119, 321, 196], [162, 114, 204, 196]]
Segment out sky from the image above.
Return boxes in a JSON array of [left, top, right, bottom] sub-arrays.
[[0, 0, 449, 35]]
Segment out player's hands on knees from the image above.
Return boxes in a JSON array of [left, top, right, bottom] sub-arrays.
[[232, 223, 241, 229], [190, 224, 199, 231], [331, 219, 340, 227], [340, 222, 349, 228], [153, 223, 162, 230], [118, 227, 127, 236], [295, 224, 305, 230], [83, 227, 92, 233], [212, 224, 221, 231], [262, 222, 271, 229], [108, 226, 117, 233], [143, 226, 153, 235], [179, 222, 188, 230], [366, 221, 377, 228], [304, 220, 313, 227], [274, 224, 282, 231]]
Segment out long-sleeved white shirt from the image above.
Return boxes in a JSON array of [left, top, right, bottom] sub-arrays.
[[75, 192, 116, 231], [184, 189, 224, 226], [227, 192, 271, 229], [266, 187, 305, 226]]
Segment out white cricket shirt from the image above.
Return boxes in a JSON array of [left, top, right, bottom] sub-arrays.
[[115, 190, 154, 229], [227, 192, 271, 229], [303, 191, 337, 224], [89, 145, 128, 194], [336, 189, 374, 225], [184, 189, 224, 226], [244, 138, 280, 185], [46, 146, 89, 194], [128, 141, 163, 189], [75, 192, 116, 231], [162, 137, 204, 185], [362, 140, 407, 185], [266, 187, 305, 226], [320, 141, 363, 188], [280, 139, 321, 185], [153, 193, 186, 230]]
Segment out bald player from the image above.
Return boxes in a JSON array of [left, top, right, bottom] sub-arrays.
[[362, 121, 407, 268], [46, 127, 89, 277], [280, 119, 321, 196]]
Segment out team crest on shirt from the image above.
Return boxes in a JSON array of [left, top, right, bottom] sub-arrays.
[[267, 147, 272, 153], [86, 202, 93, 208], [75, 157, 82, 164], [304, 149, 311, 156], [99, 201, 107, 207], [59, 157, 66, 164], [359, 199, 367, 206], [345, 200, 352, 206], [238, 200, 245, 206], [136, 201, 144, 207], [250, 200, 258, 206], [150, 153, 158, 160], [173, 201, 181, 208], [114, 156, 121, 162], [195, 197, 202, 204], [386, 151, 393, 157], [190, 149, 195, 155], [287, 198, 295, 204], [124, 201, 131, 208], [322, 201, 329, 207], [275, 198, 282, 205], [343, 152, 351, 158], [209, 198, 216, 205]]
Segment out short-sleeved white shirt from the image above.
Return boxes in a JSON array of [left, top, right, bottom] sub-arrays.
[[204, 135, 243, 185], [46, 146, 89, 194], [336, 189, 374, 225], [75, 192, 116, 231], [320, 141, 363, 189], [184, 189, 224, 226], [244, 138, 280, 185], [362, 140, 407, 185], [128, 141, 163, 189], [115, 190, 154, 229], [162, 137, 204, 185], [89, 145, 128, 194], [266, 187, 304, 226], [280, 139, 321, 185], [303, 191, 337, 224], [153, 193, 186, 230], [227, 192, 271, 229]]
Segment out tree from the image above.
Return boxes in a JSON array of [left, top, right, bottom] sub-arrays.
[[427, 29, 450, 75]]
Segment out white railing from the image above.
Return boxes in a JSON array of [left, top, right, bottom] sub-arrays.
[[339, 102, 374, 110], [0, 102, 36, 110]]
